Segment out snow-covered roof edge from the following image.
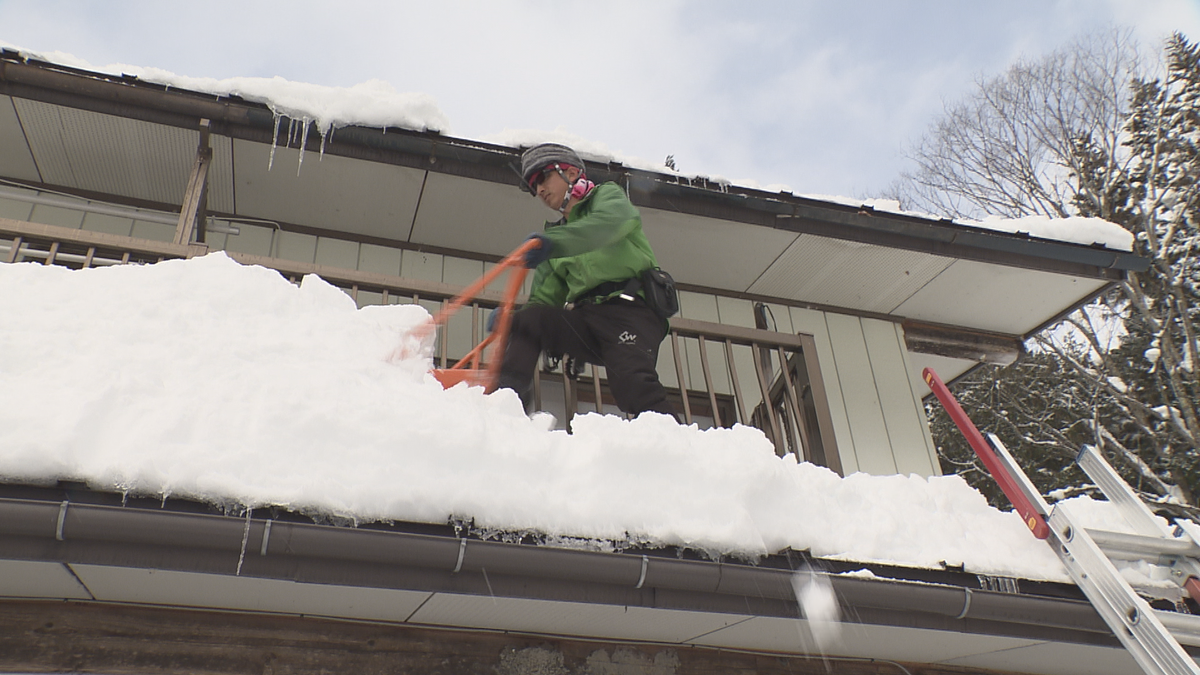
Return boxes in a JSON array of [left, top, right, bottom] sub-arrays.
[[0, 41, 1135, 252]]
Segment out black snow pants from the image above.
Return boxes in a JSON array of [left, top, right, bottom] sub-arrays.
[[497, 298, 677, 418]]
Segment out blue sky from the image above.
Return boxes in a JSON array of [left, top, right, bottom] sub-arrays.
[[2, 0, 1198, 200]]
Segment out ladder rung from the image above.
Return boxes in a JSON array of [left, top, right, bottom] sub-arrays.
[[1088, 528, 1200, 561], [1078, 446, 1174, 538], [1050, 507, 1200, 674]]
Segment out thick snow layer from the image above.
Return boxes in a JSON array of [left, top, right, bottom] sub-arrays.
[[0, 253, 1156, 582], [972, 214, 1135, 251], [0, 41, 1135, 253], [0, 42, 448, 137]]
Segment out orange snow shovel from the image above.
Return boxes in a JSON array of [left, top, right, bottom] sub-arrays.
[[409, 238, 540, 392]]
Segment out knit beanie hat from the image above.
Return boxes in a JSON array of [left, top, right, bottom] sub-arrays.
[[519, 143, 586, 194]]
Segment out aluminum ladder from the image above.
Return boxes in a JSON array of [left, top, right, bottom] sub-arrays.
[[924, 367, 1200, 675]]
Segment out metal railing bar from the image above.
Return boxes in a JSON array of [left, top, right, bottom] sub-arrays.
[[776, 345, 809, 460], [591, 364, 603, 412], [751, 346, 783, 452], [670, 331, 692, 425], [533, 368, 542, 411], [669, 316, 804, 350], [6, 236, 22, 264], [697, 334, 721, 428], [438, 299, 448, 369], [725, 339, 748, 425]]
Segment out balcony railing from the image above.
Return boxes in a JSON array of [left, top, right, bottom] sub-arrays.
[[1, 216, 841, 473]]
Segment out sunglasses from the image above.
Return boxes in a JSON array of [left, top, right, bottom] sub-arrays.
[[524, 163, 579, 195], [526, 165, 555, 193]]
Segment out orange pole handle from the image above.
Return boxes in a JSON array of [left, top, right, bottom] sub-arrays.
[[423, 238, 540, 392], [923, 367, 1050, 539], [425, 238, 539, 329]]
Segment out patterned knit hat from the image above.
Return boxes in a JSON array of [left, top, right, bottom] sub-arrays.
[[519, 143, 585, 194]]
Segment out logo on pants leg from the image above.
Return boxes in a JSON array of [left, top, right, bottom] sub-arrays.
[[618, 331, 638, 345]]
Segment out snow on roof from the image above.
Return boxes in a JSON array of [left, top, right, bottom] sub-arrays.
[[0, 41, 449, 140], [0, 42, 1135, 253], [0, 253, 1153, 583]]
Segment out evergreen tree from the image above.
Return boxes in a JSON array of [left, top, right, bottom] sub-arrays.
[[1055, 32, 1200, 507], [903, 32, 1200, 512]]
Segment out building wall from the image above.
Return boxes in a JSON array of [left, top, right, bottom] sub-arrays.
[[674, 291, 939, 477], [0, 187, 941, 477]]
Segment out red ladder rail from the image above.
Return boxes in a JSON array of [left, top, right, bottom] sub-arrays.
[[923, 367, 1050, 539]]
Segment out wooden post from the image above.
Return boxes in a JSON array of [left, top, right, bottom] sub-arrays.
[[174, 119, 212, 246]]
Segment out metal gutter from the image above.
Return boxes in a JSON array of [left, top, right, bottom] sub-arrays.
[[0, 51, 1149, 281], [0, 491, 1132, 650]]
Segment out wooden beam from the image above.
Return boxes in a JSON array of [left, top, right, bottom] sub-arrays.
[[174, 118, 212, 246], [903, 321, 1025, 365]]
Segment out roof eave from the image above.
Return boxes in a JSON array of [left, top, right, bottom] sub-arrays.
[[0, 487, 1124, 653], [0, 51, 1147, 282]]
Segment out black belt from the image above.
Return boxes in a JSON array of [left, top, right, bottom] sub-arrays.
[[576, 277, 641, 304]]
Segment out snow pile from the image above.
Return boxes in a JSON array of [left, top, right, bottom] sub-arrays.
[[804, 196, 1135, 252], [0, 42, 448, 137], [973, 214, 1135, 251], [0, 252, 1150, 582]]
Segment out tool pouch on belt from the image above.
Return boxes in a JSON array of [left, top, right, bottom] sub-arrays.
[[640, 267, 679, 320]]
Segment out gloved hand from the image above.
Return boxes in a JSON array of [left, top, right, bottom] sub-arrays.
[[486, 307, 501, 333], [523, 232, 553, 269]]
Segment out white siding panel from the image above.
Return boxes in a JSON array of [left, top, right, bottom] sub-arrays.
[[358, 243, 403, 276], [789, 308, 857, 475], [897, 328, 942, 476], [700, 336, 732, 396], [678, 291, 719, 392], [276, 231, 317, 264], [0, 96, 40, 181], [825, 313, 895, 475], [657, 334, 681, 390], [401, 250, 443, 283], [729, 341, 762, 418], [314, 237, 360, 269], [443, 258, 486, 361], [82, 212, 134, 237], [716, 296, 756, 329], [0, 195, 33, 222], [29, 203, 84, 229], [763, 302, 794, 335], [223, 222, 274, 257], [861, 319, 938, 476]]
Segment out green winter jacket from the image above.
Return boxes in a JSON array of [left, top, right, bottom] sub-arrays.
[[526, 181, 659, 307]]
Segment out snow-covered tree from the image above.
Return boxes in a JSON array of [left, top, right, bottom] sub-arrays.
[[899, 31, 1200, 511], [1056, 32, 1200, 507], [889, 29, 1143, 221]]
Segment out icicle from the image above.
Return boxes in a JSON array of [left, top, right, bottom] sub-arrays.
[[318, 121, 330, 160], [268, 111, 283, 172], [235, 508, 252, 576], [297, 118, 311, 176]]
